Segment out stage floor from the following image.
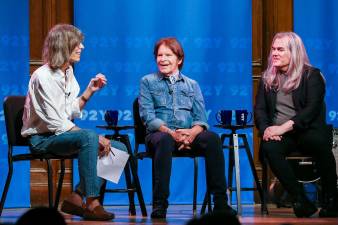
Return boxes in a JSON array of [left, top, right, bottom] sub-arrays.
[[0, 204, 337, 225]]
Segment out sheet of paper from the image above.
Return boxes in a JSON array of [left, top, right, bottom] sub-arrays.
[[97, 146, 130, 184]]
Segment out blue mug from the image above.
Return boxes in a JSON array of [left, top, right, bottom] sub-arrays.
[[216, 110, 232, 125], [104, 110, 119, 126], [235, 109, 252, 126]]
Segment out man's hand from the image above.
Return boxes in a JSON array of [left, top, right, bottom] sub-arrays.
[[158, 125, 204, 150], [174, 129, 191, 150], [159, 125, 184, 143], [170, 130, 186, 143], [176, 126, 204, 150], [98, 135, 111, 158]]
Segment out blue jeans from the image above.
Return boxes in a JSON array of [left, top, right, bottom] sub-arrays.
[[29, 129, 127, 198]]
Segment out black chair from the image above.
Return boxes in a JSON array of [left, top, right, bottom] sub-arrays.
[[0, 96, 76, 216], [260, 125, 334, 213], [132, 98, 212, 215]]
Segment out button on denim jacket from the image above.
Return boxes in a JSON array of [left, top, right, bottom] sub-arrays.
[[139, 72, 209, 133]]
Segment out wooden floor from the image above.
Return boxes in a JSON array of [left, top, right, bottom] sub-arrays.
[[1, 204, 337, 225]]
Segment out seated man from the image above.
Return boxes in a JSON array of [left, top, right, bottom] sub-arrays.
[[139, 37, 236, 219]]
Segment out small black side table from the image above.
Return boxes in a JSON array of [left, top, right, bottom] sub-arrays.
[[96, 125, 147, 217], [214, 124, 264, 215]]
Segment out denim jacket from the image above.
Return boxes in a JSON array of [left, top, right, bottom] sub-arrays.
[[139, 72, 209, 133]]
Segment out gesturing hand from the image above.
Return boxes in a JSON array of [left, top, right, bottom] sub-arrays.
[[88, 73, 107, 92]]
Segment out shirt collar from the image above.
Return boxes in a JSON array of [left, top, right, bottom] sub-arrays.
[[51, 65, 73, 80], [157, 71, 184, 82]]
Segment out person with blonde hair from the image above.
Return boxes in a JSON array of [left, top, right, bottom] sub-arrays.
[[255, 32, 338, 217], [21, 24, 125, 221]]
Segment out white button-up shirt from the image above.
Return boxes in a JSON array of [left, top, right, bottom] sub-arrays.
[[21, 64, 82, 137]]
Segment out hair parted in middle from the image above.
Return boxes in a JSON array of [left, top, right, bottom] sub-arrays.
[[42, 24, 84, 70], [263, 31, 311, 92], [153, 37, 184, 70]]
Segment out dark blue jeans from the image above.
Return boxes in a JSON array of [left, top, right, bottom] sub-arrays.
[[145, 130, 228, 207], [29, 129, 127, 198]]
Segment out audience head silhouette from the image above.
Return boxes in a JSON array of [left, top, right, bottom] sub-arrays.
[[15, 207, 66, 225]]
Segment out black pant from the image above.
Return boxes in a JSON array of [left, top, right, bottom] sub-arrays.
[[145, 130, 227, 207], [261, 127, 337, 199]]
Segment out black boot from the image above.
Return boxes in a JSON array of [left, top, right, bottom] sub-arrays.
[[213, 196, 237, 216], [292, 194, 317, 218], [151, 200, 168, 219], [319, 194, 338, 217]]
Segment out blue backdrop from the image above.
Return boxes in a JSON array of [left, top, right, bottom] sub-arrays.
[[294, 0, 338, 127], [2, 0, 337, 209], [73, 0, 253, 205], [0, 0, 29, 208]]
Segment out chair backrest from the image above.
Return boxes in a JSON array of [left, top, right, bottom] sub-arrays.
[[3, 96, 29, 146], [133, 98, 147, 145]]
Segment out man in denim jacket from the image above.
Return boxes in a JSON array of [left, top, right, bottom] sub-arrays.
[[139, 37, 236, 219]]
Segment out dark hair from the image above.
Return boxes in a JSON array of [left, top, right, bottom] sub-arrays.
[[15, 207, 66, 225], [42, 24, 84, 70], [153, 37, 184, 70]]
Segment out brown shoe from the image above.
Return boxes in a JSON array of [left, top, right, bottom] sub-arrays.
[[61, 200, 85, 217], [83, 205, 115, 221]]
